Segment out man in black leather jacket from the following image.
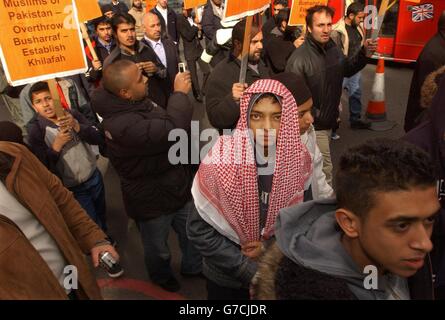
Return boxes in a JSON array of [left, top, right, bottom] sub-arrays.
[[285, 4, 377, 187]]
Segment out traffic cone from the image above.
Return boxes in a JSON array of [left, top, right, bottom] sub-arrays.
[[366, 57, 396, 131]]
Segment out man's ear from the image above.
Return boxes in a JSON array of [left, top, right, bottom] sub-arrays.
[[336, 208, 360, 238], [119, 88, 130, 100]]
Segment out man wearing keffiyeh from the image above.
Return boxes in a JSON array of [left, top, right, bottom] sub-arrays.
[[187, 78, 313, 299]]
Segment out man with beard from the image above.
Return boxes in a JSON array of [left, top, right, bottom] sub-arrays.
[[263, 8, 304, 74], [206, 19, 270, 132], [104, 13, 172, 108], [331, 2, 370, 130], [128, 0, 145, 40]]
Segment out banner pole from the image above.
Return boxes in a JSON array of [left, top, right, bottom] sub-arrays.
[[239, 15, 253, 84], [79, 23, 100, 62], [46, 79, 65, 120]]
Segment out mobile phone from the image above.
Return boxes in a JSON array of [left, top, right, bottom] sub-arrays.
[[178, 62, 187, 73]]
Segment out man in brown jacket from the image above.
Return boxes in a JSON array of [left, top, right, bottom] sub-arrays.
[[0, 142, 118, 300]]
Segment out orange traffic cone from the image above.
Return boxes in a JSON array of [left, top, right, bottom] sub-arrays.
[[366, 57, 396, 131]]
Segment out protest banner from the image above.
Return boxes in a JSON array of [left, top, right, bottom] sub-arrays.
[[184, 0, 207, 10], [0, 0, 87, 86], [289, 0, 328, 26], [75, 0, 102, 22], [223, 0, 270, 22]]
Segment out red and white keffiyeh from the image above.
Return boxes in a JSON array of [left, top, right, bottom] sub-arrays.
[[192, 79, 312, 245]]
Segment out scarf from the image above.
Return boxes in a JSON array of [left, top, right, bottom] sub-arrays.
[[192, 79, 312, 245]]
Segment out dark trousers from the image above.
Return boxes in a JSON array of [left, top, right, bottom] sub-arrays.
[[206, 279, 250, 300], [70, 169, 107, 232], [136, 201, 202, 284], [187, 58, 210, 96]]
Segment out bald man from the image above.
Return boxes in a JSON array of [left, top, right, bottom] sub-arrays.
[[91, 60, 202, 292], [140, 12, 179, 104]]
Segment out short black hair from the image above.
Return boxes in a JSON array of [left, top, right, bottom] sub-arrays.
[[336, 138, 436, 218], [111, 13, 136, 34], [93, 16, 112, 31], [29, 81, 50, 102], [305, 5, 335, 28], [274, 0, 288, 6], [346, 2, 365, 17], [231, 19, 260, 51], [275, 8, 291, 28]]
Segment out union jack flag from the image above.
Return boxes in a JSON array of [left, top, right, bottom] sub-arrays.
[[411, 3, 434, 22]]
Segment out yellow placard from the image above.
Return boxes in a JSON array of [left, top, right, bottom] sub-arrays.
[[75, 0, 102, 22], [184, 0, 207, 10], [224, 0, 270, 22], [0, 0, 87, 86], [289, 0, 329, 26]]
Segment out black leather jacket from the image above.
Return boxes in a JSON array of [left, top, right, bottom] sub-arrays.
[[286, 34, 367, 130]]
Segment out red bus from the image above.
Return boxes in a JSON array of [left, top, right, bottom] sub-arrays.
[[327, 0, 445, 62]]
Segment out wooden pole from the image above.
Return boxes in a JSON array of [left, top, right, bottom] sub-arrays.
[[79, 23, 99, 62], [239, 15, 253, 84], [46, 79, 65, 119]]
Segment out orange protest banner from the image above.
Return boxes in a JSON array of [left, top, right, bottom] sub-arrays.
[[146, 0, 157, 12], [184, 0, 207, 10], [289, 0, 328, 26], [224, 0, 270, 22], [0, 0, 87, 86], [75, 0, 102, 22]]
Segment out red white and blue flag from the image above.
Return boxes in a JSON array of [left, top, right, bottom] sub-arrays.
[[411, 3, 434, 22]]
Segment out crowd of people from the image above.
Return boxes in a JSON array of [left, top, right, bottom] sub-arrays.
[[0, 0, 444, 300]]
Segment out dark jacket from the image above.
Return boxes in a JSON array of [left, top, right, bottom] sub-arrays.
[[151, 6, 179, 43], [253, 199, 435, 300], [141, 37, 179, 89], [104, 40, 177, 108], [91, 88, 193, 221], [201, 1, 226, 66], [187, 203, 257, 289], [285, 33, 367, 130], [111, 1, 129, 14], [257, 249, 434, 300], [205, 54, 270, 131], [177, 13, 203, 61], [264, 27, 296, 74], [26, 111, 104, 186], [262, 17, 276, 42], [85, 38, 117, 84], [404, 76, 445, 295], [404, 30, 445, 132]]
